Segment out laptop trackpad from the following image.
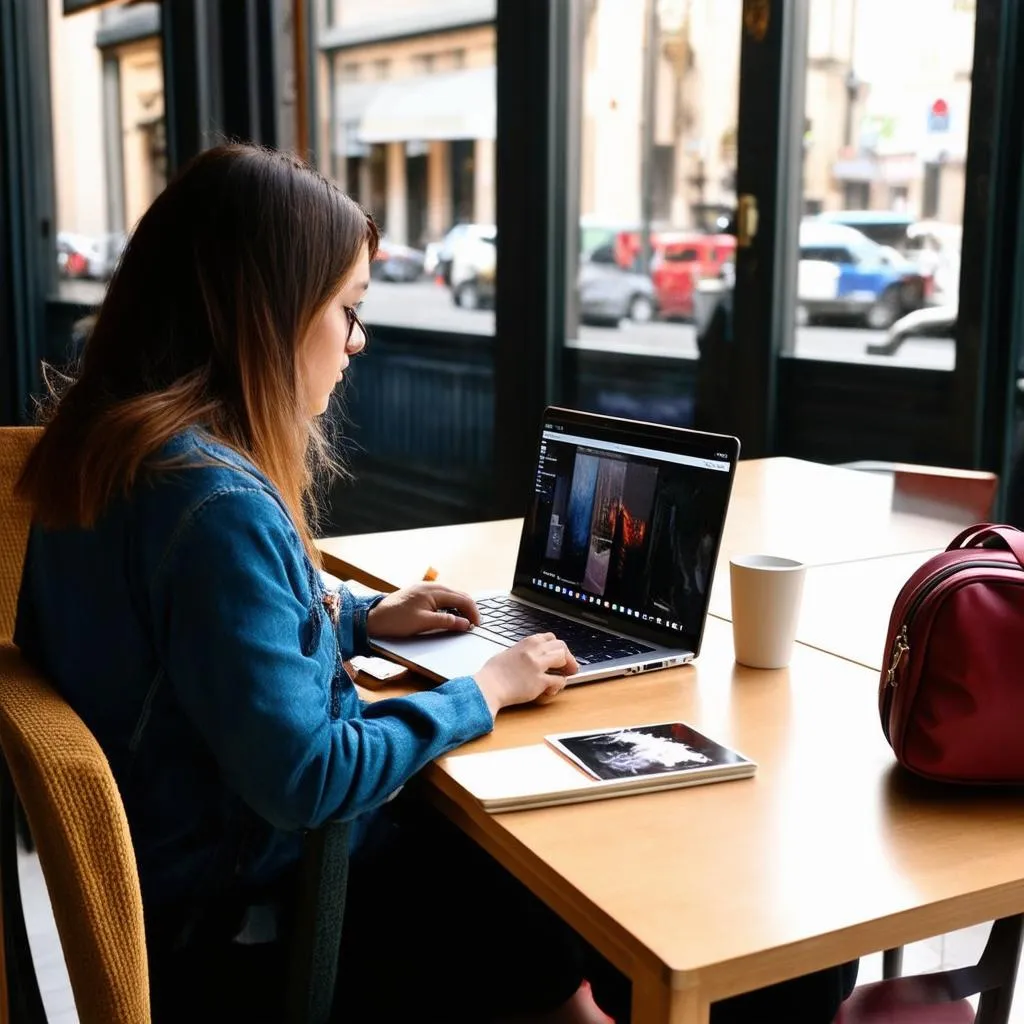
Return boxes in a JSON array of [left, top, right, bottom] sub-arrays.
[[373, 631, 507, 681]]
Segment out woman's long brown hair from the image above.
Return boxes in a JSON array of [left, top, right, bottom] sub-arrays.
[[17, 144, 377, 562]]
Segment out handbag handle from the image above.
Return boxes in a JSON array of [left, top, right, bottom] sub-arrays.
[[948, 523, 1024, 568]]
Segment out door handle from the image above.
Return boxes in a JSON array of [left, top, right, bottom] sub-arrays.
[[736, 194, 759, 248]]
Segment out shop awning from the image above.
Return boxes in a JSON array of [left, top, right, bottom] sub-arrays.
[[357, 66, 495, 144]]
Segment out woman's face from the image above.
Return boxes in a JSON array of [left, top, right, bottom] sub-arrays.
[[300, 243, 370, 417]]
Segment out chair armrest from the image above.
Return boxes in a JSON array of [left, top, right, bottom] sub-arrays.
[[285, 820, 351, 1024]]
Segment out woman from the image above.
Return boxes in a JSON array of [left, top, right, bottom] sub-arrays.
[[15, 145, 854, 1022]]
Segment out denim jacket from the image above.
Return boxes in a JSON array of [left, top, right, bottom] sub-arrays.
[[14, 429, 493, 924]]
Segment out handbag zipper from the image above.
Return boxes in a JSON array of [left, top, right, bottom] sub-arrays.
[[886, 558, 1014, 688], [881, 557, 1023, 745], [885, 626, 909, 686]]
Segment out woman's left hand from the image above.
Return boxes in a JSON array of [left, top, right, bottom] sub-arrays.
[[366, 583, 481, 638]]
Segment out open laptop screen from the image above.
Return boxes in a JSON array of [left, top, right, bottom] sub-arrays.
[[513, 408, 738, 653]]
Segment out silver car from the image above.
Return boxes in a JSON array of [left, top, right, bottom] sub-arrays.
[[578, 247, 658, 326]]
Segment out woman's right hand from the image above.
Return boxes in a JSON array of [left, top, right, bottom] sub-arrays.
[[474, 633, 579, 720]]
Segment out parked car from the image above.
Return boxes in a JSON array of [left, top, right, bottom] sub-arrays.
[[582, 226, 735, 319], [815, 210, 915, 250], [446, 235, 657, 326], [650, 232, 735, 319], [905, 220, 961, 304], [57, 233, 90, 278], [797, 220, 931, 329], [578, 244, 658, 325], [57, 231, 125, 281], [425, 222, 496, 285], [371, 238, 425, 282], [816, 210, 961, 304], [448, 228, 496, 310]]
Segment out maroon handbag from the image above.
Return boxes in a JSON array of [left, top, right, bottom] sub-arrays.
[[879, 523, 1024, 783]]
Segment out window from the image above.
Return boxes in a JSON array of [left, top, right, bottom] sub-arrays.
[[663, 247, 699, 263], [889, 184, 910, 209], [841, 181, 871, 210], [319, 3, 497, 333], [793, 0, 974, 369], [571, 0, 741, 371], [341, 62, 361, 81], [800, 246, 855, 265]]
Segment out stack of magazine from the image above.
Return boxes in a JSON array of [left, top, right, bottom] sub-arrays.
[[441, 721, 756, 813]]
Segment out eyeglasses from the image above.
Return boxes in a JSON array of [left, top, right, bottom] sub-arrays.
[[345, 306, 367, 355]]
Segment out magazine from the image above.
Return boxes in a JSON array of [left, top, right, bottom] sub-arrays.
[[440, 721, 755, 813], [547, 721, 752, 782]]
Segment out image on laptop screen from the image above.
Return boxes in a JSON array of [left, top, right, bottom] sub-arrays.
[[514, 413, 736, 646]]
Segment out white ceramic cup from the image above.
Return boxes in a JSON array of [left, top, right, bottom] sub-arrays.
[[729, 555, 807, 670]]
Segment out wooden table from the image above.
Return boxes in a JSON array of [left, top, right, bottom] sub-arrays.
[[317, 458, 1020, 1024], [318, 457, 966, 595], [709, 549, 942, 673]]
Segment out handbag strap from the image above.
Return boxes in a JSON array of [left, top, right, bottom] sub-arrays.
[[948, 523, 1024, 568]]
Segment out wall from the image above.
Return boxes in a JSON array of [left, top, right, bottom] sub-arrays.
[[49, 0, 107, 239], [116, 38, 164, 230]]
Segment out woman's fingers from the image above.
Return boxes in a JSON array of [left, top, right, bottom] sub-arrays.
[[430, 586, 480, 625], [432, 610, 473, 632], [536, 640, 578, 675], [559, 647, 580, 676]]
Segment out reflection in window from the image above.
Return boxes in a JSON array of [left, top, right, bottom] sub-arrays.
[[318, 1, 497, 332]]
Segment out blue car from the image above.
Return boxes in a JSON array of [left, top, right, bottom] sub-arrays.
[[797, 220, 931, 329]]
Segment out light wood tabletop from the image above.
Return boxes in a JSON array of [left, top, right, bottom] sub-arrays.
[[317, 456, 1010, 1024], [709, 549, 942, 673], [317, 458, 968, 597], [356, 616, 1024, 1024]]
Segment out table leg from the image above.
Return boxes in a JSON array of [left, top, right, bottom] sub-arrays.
[[630, 970, 709, 1024]]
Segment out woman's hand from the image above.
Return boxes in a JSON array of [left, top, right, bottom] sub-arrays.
[[366, 583, 480, 638], [474, 634, 579, 719]]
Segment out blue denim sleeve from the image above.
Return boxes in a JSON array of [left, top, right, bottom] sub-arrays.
[[149, 487, 493, 831], [333, 584, 384, 660]]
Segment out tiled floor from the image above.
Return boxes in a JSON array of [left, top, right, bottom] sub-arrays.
[[13, 846, 1024, 1021]]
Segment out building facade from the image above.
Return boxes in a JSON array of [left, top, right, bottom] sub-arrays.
[[49, 0, 975, 251], [317, 0, 497, 249]]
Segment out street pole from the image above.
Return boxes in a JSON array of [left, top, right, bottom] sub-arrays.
[[639, 0, 657, 274], [843, 0, 859, 148]]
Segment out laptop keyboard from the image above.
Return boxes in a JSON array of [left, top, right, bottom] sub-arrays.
[[475, 596, 655, 666]]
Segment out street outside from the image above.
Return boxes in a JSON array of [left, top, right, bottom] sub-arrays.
[[59, 277, 956, 371], [360, 280, 956, 371]]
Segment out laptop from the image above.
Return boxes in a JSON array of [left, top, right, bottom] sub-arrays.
[[372, 406, 740, 685]]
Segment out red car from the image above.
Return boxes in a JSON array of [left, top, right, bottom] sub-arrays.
[[649, 233, 735, 319], [610, 230, 736, 319]]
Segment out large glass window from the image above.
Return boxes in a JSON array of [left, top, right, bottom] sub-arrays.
[[560, 0, 741, 433], [792, 0, 973, 369], [318, 1, 497, 333], [50, 0, 163, 309]]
